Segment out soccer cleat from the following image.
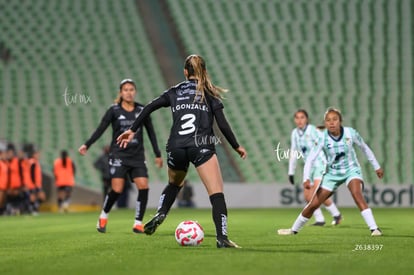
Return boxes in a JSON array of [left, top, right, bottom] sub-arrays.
[[277, 228, 297, 235], [144, 213, 166, 235], [216, 238, 241, 248], [331, 214, 342, 225], [96, 217, 107, 233], [133, 224, 144, 234], [371, 228, 382, 236], [62, 201, 69, 213], [312, 221, 326, 226]]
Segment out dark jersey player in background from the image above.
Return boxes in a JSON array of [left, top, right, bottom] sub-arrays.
[[117, 55, 247, 248], [78, 79, 163, 233]]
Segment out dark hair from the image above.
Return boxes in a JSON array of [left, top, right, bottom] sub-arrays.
[[61, 150, 68, 167], [119, 78, 136, 90], [7, 143, 16, 152], [294, 109, 309, 119]]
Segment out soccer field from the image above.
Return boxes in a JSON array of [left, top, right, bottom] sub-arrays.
[[0, 208, 412, 275]]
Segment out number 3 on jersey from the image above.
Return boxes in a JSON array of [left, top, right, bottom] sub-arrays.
[[179, 114, 196, 135]]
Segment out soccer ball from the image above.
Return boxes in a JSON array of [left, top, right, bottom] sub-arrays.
[[175, 220, 204, 246]]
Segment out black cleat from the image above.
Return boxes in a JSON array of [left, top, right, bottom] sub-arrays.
[[332, 214, 342, 225], [216, 238, 241, 248], [312, 221, 326, 226], [371, 228, 382, 236], [144, 213, 166, 235]]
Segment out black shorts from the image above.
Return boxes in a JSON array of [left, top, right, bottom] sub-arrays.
[[167, 147, 215, 172], [57, 186, 73, 193], [109, 158, 148, 179]]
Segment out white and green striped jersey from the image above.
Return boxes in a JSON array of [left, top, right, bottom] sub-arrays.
[[303, 126, 381, 181], [288, 124, 326, 175]]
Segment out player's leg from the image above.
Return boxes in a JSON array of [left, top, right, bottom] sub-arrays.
[[347, 178, 381, 236], [317, 171, 342, 225], [132, 175, 149, 233], [292, 188, 332, 232], [36, 188, 46, 213], [144, 149, 188, 235], [143, 168, 186, 235], [61, 187, 73, 212], [0, 190, 6, 215], [322, 196, 342, 225], [305, 182, 325, 226], [57, 187, 66, 212], [96, 177, 125, 233], [196, 154, 240, 248], [28, 190, 37, 214], [278, 177, 335, 235]]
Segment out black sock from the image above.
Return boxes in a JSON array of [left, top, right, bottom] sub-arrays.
[[157, 183, 182, 215], [135, 188, 149, 221], [34, 202, 39, 212], [57, 198, 63, 208], [209, 193, 228, 240], [103, 190, 120, 213], [29, 201, 36, 212], [35, 199, 41, 211]]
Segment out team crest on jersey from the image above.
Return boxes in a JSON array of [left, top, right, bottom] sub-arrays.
[[345, 138, 352, 145], [110, 167, 116, 175]]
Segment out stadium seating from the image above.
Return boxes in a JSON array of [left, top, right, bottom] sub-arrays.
[[0, 0, 171, 187], [166, 0, 412, 184]]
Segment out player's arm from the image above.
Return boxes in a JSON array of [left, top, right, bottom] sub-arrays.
[[79, 108, 112, 155], [302, 138, 323, 183], [30, 162, 36, 185], [213, 108, 246, 159], [118, 95, 169, 148], [72, 162, 76, 176], [288, 131, 297, 185], [352, 129, 383, 178], [143, 115, 163, 168]]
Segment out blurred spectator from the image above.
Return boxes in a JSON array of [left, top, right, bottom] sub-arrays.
[[93, 145, 111, 201], [177, 179, 195, 208], [23, 145, 46, 215], [6, 143, 24, 215], [0, 142, 8, 215], [53, 150, 75, 213]]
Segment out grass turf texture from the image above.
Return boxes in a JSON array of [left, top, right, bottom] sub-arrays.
[[0, 208, 412, 275]]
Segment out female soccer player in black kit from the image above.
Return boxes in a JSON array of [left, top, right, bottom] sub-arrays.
[[78, 79, 163, 233], [117, 55, 247, 248]]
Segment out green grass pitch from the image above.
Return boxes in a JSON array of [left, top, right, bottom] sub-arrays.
[[1, 208, 412, 275]]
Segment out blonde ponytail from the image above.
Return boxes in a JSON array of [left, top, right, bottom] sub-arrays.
[[184, 55, 227, 101]]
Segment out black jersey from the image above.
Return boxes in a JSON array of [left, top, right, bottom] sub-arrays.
[[162, 80, 223, 150], [130, 79, 240, 151], [84, 103, 161, 161]]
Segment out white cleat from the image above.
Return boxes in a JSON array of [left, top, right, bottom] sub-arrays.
[[371, 228, 382, 236], [277, 228, 297, 235]]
